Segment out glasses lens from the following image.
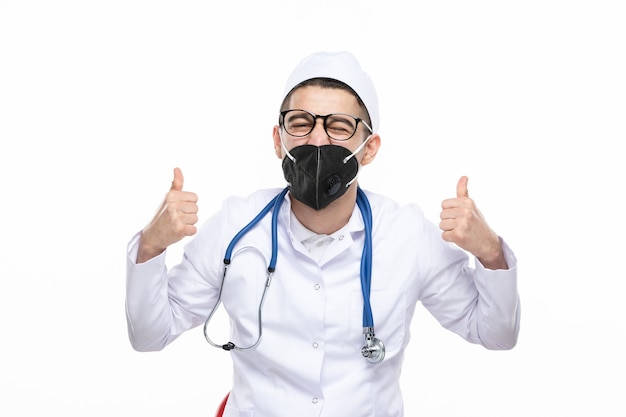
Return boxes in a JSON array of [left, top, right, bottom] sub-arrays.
[[283, 110, 315, 137], [325, 114, 357, 140]]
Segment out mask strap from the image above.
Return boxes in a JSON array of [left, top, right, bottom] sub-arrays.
[[279, 131, 296, 163], [344, 135, 373, 188], [346, 174, 359, 188], [343, 135, 373, 164]]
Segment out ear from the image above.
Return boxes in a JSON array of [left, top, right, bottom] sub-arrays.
[[360, 134, 381, 166], [272, 125, 283, 159]]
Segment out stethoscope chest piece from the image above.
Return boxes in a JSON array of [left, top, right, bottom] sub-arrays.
[[361, 328, 385, 364]]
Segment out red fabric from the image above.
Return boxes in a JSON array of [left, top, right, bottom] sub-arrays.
[[215, 393, 230, 417]]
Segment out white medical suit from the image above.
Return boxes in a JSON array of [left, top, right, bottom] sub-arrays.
[[126, 188, 520, 417]]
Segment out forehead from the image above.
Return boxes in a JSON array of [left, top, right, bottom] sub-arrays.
[[286, 85, 361, 115]]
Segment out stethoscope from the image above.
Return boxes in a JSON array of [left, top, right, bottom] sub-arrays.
[[203, 187, 385, 364]]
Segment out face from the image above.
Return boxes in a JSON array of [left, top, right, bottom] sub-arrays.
[[273, 86, 380, 165]]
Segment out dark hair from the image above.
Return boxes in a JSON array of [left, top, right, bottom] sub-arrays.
[[279, 77, 372, 128]]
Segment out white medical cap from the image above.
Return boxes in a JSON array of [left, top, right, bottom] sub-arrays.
[[283, 51, 380, 133]]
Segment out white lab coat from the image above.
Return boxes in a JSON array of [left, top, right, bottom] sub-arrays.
[[126, 188, 520, 417]]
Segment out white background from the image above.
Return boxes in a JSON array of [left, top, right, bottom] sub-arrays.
[[1, 1, 624, 415]]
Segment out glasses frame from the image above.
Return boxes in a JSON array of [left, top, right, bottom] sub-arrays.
[[280, 109, 373, 141]]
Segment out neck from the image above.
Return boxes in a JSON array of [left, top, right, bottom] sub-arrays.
[[290, 184, 358, 235]]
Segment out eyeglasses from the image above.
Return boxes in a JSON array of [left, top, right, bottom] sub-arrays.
[[280, 109, 373, 141]]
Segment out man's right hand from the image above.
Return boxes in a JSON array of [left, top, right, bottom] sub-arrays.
[[136, 167, 199, 263]]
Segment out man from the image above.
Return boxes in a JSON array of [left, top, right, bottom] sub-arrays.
[[126, 51, 520, 417]]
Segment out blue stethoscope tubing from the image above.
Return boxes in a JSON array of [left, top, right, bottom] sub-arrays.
[[223, 187, 288, 272], [203, 187, 288, 352], [356, 188, 385, 363], [203, 186, 385, 363], [356, 186, 373, 328]]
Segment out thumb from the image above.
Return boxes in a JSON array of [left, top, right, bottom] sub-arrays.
[[170, 167, 184, 191], [456, 175, 469, 198]]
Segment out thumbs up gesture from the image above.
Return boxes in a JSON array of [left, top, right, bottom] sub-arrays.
[[439, 176, 507, 270], [137, 167, 199, 263]]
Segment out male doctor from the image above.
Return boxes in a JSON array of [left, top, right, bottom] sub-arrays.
[[126, 51, 520, 417]]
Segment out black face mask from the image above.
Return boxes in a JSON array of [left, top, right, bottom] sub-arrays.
[[282, 144, 359, 210]]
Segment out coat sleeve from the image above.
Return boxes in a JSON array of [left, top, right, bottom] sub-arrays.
[[125, 232, 177, 352], [414, 209, 520, 350], [125, 215, 224, 352]]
